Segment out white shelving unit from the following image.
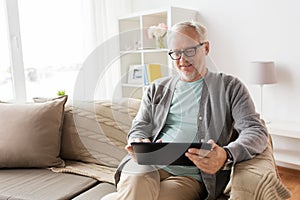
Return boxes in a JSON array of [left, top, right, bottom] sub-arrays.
[[118, 7, 200, 98], [267, 121, 300, 170]]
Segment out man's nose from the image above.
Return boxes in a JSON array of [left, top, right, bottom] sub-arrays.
[[179, 53, 188, 64]]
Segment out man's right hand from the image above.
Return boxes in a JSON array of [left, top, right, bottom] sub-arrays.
[[125, 138, 151, 161]]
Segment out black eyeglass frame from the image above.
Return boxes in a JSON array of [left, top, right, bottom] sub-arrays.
[[168, 42, 206, 60]]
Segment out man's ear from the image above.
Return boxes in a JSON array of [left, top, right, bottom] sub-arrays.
[[205, 41, 210, 55]]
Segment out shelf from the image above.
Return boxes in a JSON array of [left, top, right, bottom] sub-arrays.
[[273, 149, 300, 166], [266, 121, 300, 169], [118, 7, 168, 20], [267, 121, 300, 139], [122, 83, 144, 88], [118, 6, 199, 98], [120, 48, 169, 55]]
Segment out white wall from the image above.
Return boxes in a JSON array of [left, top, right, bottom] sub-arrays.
[[131, 0, 300, 123]]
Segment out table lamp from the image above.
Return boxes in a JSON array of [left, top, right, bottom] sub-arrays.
[[249, 61, 277, 119]]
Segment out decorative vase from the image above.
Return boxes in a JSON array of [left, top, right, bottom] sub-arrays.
[[155, 36, 165, 49]]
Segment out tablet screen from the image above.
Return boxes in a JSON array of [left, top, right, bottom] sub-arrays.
[[131, 142, 212, 166]]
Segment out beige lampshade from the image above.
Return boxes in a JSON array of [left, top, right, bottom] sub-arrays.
[[249, 61, 277, 85]]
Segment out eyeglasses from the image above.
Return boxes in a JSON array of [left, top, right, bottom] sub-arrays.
[[168, 42, 206, 60]]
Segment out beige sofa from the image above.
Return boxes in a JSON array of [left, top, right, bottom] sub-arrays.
[[0, 96, 291, 200]]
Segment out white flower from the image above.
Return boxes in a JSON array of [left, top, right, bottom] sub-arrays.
[[147, 23, 168, 39]]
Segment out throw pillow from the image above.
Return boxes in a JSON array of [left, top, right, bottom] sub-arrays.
[[60, 98, 140, 167], [0, 95, 67, 168]]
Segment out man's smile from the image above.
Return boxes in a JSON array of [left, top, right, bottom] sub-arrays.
[[180, 64, 194, 70]]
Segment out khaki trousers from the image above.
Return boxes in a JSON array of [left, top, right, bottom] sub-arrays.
[[102, 159, 205, 200]]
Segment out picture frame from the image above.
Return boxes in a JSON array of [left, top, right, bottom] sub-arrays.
[[127, 64, 144, 84]]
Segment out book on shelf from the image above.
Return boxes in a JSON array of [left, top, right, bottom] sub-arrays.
[[143, 64, 149, 85], [143, 64, 162, 85]]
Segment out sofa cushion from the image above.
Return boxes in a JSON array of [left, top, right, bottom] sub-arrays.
[[0, 96, 67, 168], [0, 169, 97, 200], [60, 98, 140, 167], [73, 182, 116, 200]]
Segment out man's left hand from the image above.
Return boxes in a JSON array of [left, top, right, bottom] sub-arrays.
[[185, 140, 227, 174]]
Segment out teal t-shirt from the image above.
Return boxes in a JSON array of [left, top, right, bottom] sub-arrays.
[[157, 78, 204, 181]]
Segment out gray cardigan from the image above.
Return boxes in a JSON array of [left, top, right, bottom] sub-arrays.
[[115, 70, 268, 200]]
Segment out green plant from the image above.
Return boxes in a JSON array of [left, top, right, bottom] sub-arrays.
[[57, 90, 66, 96]]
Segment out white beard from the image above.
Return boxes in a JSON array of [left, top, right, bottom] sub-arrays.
[[176, 67, 200, 82]]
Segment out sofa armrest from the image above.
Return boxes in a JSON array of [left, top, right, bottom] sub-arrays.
[[226, 135, 291, 200]]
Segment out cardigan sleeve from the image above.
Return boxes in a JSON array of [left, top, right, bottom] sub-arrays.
[[224, 77, 269, 163]]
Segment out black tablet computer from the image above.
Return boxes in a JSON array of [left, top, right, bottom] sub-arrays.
[[131, 142, 212, 166]]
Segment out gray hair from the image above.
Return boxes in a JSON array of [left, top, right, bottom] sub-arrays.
[[167, 21, 207, 46]]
